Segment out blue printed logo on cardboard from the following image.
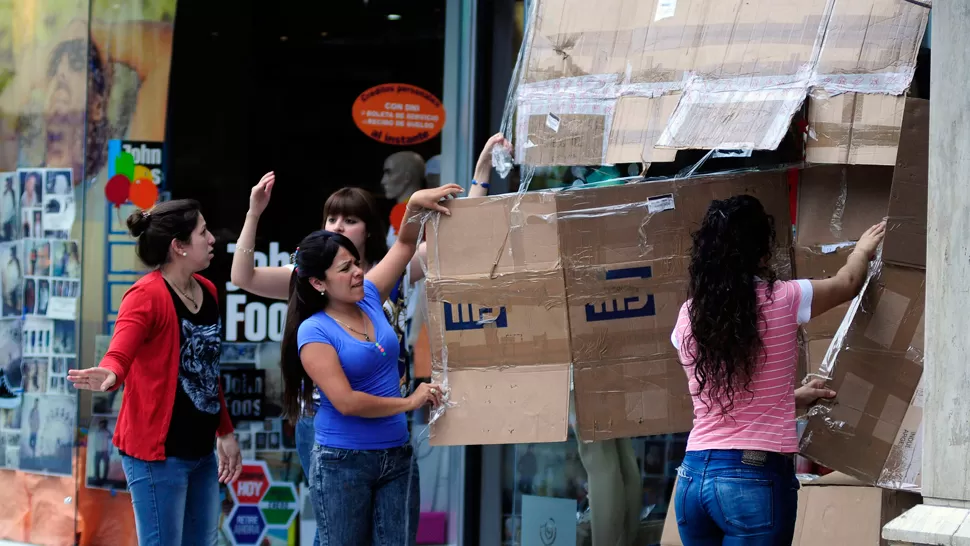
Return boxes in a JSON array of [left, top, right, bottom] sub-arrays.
[[443, 303, 509, 331], [584, 266, 656, 322]]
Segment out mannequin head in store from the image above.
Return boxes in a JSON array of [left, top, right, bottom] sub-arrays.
[[126, 199, 215, 274], [280, 230, 362, 419], [380, 151, 426, 202], [686, 195, 776, 415], [321, 187, 388, 270]]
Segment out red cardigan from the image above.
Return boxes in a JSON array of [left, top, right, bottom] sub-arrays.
[[100, 270, 233, 461]]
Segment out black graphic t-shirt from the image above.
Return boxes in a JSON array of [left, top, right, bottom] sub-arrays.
[[164, 280, 223, 459]]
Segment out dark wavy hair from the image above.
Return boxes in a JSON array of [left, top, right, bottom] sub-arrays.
[[126, 199, 201, 268], [686, 195, 777, 415], [322, 187, 388, 267], [279, 230, 360, 422]]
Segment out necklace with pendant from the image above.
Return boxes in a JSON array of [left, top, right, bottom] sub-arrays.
[[164, 275, 198, 310], [329, 312, 387, 357]]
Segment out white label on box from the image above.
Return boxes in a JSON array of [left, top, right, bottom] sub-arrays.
[[656, 0, 676, 21], [545, 113, 561, 133], [647, 194, 676, 214]]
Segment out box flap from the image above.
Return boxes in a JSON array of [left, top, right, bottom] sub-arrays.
[[800, 263, 925, 490], [883, 98, 929, 269]]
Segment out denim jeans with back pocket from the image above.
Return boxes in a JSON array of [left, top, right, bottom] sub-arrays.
[[674, 449, 799, 546], [308, 443, 420, 546]]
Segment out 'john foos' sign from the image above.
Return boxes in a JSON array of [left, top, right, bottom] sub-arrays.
[[444, 303, 509, 331], [585, 266, 656, 322]]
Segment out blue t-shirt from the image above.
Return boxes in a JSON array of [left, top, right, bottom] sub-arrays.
[[297, 280, 408, 450]]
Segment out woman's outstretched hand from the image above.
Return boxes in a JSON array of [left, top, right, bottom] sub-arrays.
[[68, 367, 117, 392], [248, 172, 275, 217], [407, 184, 464, 216], [795, 378, 836, 408]]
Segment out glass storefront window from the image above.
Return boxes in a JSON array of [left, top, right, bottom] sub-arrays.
[[1, 1, 471, 544], [503, 431, 688, 546]]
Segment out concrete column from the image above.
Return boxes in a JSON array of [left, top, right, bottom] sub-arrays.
[[883, 1, 970, 544]]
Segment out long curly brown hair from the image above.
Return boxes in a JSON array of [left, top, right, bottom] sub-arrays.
[[686, 195, 777, 415]]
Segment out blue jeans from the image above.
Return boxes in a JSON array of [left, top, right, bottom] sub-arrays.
[[309, 443, 420, 546], [295, 416, 320, 546], [121, 453, 220, 546], [675, 450, 798, 546]]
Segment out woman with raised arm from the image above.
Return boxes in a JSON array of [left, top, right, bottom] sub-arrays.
[[281, 183, 461, 544], [68, 200, 242, 545], [229, 134, 512, 543], [672, 194, 885, 546]]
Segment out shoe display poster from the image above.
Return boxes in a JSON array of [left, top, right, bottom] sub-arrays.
[[0, 170, 80, 477]]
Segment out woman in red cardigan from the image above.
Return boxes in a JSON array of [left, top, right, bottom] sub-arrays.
[[69, 199, 241, 546]]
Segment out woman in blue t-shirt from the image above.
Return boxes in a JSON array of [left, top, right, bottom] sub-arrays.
[[279, 183, 461, 545]]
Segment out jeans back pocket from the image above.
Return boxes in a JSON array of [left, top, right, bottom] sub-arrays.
[[713, 476, 774, 531], [674, 469, 692, 526]]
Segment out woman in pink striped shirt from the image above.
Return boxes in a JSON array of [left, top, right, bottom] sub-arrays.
[[671, 195, 885, 545]]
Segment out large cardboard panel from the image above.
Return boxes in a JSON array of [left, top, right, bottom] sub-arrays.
[[794, 164, 893, 380], [426, 193, 571, 445], [558, 170, 793, 441], [799, 263, 924, 491], [883, 98, 929, 269], [661, 473, 921, 546], [428, 366, 571, 445], [515, 0, 927, 165]]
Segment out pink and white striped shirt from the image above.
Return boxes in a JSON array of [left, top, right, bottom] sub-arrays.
[[672, 280, 813, 454]]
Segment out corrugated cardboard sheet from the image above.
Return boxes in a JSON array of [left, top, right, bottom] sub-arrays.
[[793, 165, 893, 370], [515, 0, 928, 166], [427, 170, 793, 445], [805, 92, 905, 165], [660, 472, 921, 546], [425, 193, 572, 446], [883, 98, 929, 269], [799, 262, 925, 491], [560, 170, 792, 442]]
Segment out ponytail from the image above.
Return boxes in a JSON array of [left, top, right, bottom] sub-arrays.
[[279, 270, 327, 423]]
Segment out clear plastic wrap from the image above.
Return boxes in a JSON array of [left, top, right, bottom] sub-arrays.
[[421, 168, 795, 446]]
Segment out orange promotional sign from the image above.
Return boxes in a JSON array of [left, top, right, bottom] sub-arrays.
[[352, 84, 446, 146]]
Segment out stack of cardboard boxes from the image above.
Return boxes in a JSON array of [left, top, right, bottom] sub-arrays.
[[426, 170, 793, 446]]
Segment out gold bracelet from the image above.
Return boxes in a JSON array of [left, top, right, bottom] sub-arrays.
[[235, 246, 255, 254]]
